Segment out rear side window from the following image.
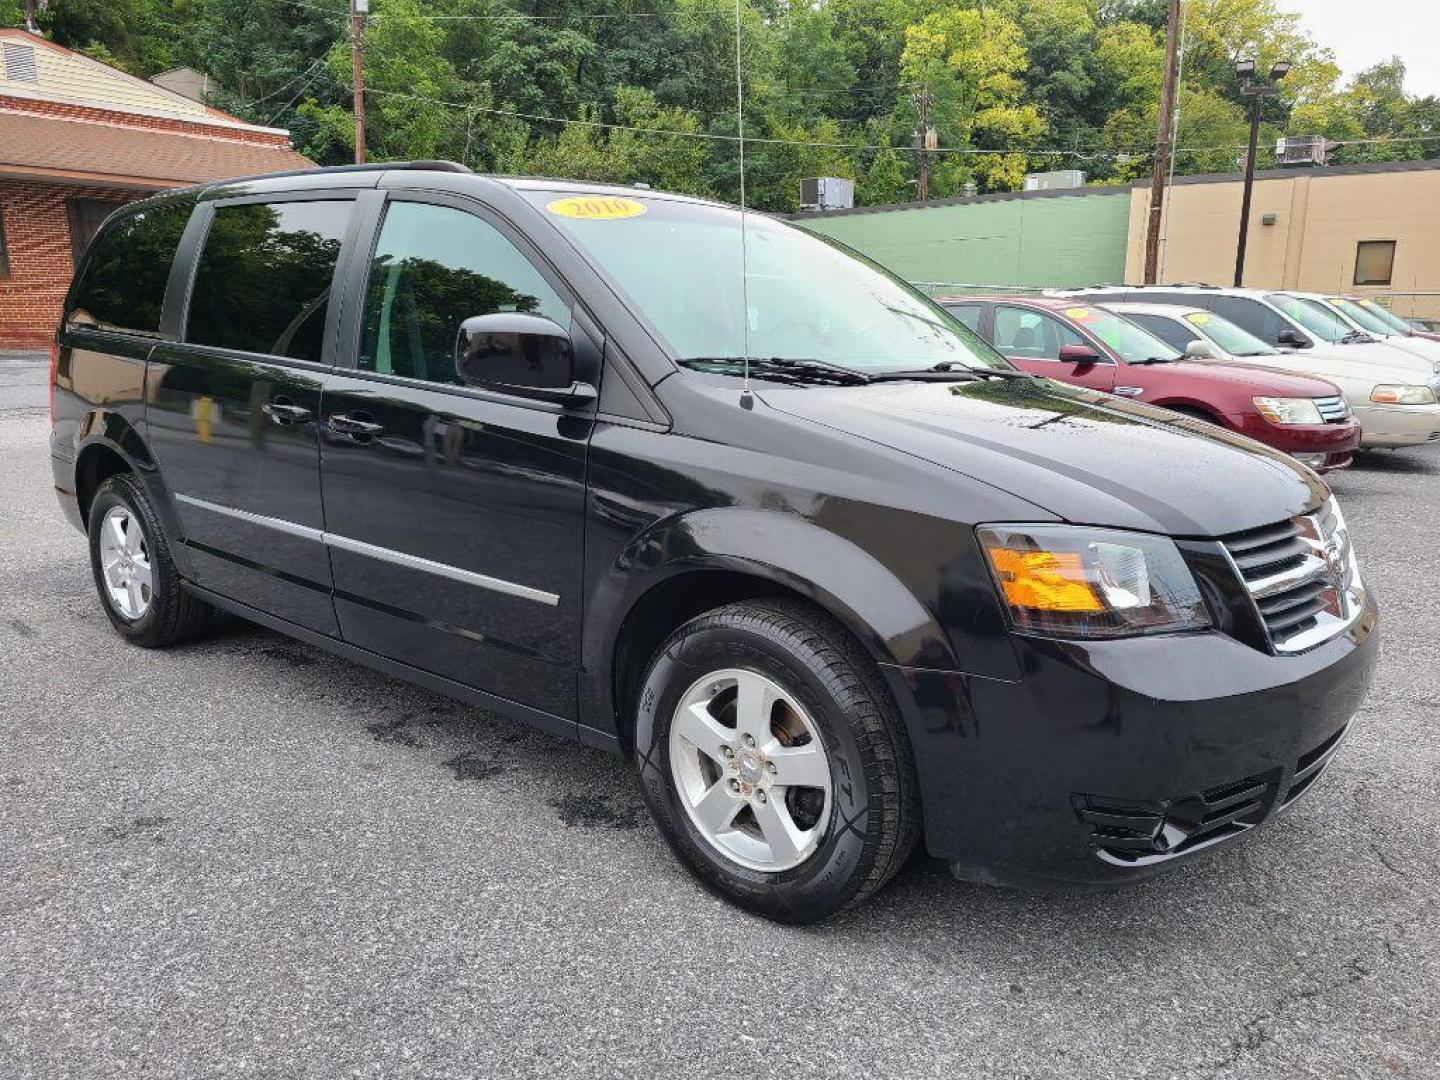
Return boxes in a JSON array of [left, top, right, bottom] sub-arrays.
[[186, 200, 350, 363], [68, 200, 192, 336], [943, 303, 983, 332]]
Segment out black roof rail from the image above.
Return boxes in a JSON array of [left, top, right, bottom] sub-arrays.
[[212, 159, 473, 186]]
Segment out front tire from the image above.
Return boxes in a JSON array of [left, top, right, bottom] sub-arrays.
[[634, 600, 920, 923], [87, 474, 212, 648]]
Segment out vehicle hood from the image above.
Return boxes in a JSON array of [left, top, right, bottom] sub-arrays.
[[1241, 344, 1438, 385], [1162, 359, 1338, 397], [759, 377, 1327, 537], [1371, 334, 1440, 362], [1309, 340, 1439, 376]]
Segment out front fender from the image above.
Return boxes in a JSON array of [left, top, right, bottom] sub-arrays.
[[610, 506, 957, 671]]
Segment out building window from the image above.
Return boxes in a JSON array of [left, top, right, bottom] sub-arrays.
[[1354, 240, 1396, 286], [2, 42, 39, 83], [0, 204, 10, 278]]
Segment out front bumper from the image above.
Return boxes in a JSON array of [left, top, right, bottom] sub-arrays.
[[882, 591, 1379, 888], [1227, 414, 1360, 469], [1352, 403, 1440, 448]]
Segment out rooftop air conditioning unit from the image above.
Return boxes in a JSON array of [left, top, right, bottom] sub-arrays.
[[1022, 169, 1086, 191], [799, 176, 855, 212], [1275, 136, 1332, 167]]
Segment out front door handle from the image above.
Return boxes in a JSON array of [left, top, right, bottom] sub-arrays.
[[328, 412, 385, 440], [261, 398, 312, 425]]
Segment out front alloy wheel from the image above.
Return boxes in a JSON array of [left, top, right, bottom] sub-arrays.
[[669, 668, 832, 872], [635, 599, 920, 923]]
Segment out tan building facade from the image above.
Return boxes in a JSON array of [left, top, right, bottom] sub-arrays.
[[1126, 160, 1440, 319]]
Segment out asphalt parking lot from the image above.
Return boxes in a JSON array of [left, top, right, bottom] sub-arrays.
[[2, 349, 1437, 1080]]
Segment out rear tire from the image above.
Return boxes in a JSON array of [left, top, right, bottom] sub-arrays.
[[634, 599, 920, 923], [87, 474, 213, 648]]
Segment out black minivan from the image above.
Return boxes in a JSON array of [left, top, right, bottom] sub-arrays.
[[51, 163, 1377, 922]]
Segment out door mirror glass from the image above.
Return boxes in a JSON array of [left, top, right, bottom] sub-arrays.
[[456, 312, 578, 395], [1058, 343, 1103, 365], [1184, 339, 1214, 359]]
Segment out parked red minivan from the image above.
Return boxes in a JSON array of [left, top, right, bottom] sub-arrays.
[[942, 296, 1361, 471]]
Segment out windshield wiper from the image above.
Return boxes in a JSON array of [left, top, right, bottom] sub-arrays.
[[678, 356, 872, 385], [869, 361, 1033, 382], [1340, 330, 1377, 344], [1130, 355, 1179, 365]]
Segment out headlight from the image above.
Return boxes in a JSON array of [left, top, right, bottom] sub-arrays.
[[1253, 396, 1324, 425], [1370, 384, 1437, 405], [978, 525, 1212, 638]]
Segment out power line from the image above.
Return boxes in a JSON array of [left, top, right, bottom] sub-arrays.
[[362, 86, 1160, 158]]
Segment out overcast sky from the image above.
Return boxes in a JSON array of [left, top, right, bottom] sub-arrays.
[[1284, 0, 1440, 97]]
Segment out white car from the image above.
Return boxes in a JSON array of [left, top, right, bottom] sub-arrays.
[[1275, 290, 1440, 365], [1104, 301, 1440, 450]]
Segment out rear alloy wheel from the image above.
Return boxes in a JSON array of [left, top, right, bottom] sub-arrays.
[[87, 473, 213, 648], [635, 600, 920, 923]]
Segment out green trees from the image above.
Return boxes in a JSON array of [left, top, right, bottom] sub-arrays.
[[9, 0, 1436, 209]]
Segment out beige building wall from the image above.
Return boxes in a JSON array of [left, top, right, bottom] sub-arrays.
[[1125, 164, 1440, 318]]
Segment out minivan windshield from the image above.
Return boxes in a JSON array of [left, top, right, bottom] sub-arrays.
[[526, 192, 1010, 373], [1183, 310, 1275, 357], [1266, 293, 1355, 343]]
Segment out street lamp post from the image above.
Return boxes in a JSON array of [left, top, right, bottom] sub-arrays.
[[1233, 59, 1290, 287]]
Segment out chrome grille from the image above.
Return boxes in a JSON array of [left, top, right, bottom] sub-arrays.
[[1220, 499, 1364, 653], [1313, 395, 1349, 423]]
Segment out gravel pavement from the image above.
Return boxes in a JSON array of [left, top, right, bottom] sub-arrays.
[[2, 350, 1437, 1079]]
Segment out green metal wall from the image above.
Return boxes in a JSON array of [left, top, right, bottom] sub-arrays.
[[795, 190, 1132, 289]]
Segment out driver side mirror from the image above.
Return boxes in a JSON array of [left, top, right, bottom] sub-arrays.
[[1058, 343, 1104, 366], [1184, 339, 1215, 359], [1276, 329, 1309, 349], [455, 312, 596, 404]]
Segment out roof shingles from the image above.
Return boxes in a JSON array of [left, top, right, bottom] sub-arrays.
[[0, 108, 313, 187]]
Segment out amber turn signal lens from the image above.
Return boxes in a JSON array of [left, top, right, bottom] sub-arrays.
[[987, 547, 1104, 613]]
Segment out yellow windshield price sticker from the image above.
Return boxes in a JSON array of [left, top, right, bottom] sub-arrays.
[[1190, 312, 1213, 326], [1065, 307, 1092, 320], [547, 196, 647, 220]]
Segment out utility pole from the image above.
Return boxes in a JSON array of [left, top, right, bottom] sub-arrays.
[[349, 0, 367, 164], [912, 84, 933, 202], [1142, 0, 1181, 284], [1233, 59, 1290, 286]]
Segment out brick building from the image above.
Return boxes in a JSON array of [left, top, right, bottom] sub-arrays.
[[0, 30, 313, 347]]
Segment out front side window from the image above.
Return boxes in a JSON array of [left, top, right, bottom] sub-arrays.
[[993, 306, 1086, 360], [186, 200, 350, 363], [1354, 240, 1396, 286], [526, 192, 1008, 372], [68, 199, 192, 336], [358, 201, 570, 386], [1211, 296, 1296, 345]]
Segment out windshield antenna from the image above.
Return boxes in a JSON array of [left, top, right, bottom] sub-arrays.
[[733, 0, 753, 407]]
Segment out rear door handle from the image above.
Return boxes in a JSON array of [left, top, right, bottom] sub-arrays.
[[261, 398, 312, 425], [327, 412, 385, 439]]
